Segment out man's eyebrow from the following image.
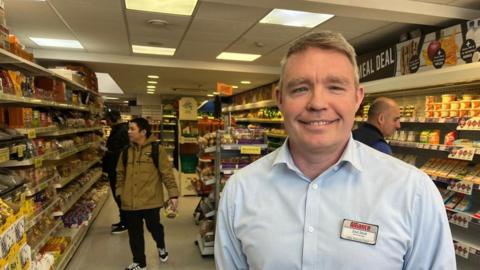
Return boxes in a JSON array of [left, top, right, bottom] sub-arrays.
[[285, 78, 312, 89], [323, 75, 350, 85]]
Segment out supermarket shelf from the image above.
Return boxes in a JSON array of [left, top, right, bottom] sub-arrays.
[[53, 170, 102, 216], [221, 144, 268, 151], [196, 234, 214, 256], [15, 126, 57, 137], [390, 140, 452, 152], [180, 137, 198, 144], [0, 150, 58, 167], [162, 123, 177, 126], [447, 208, 480, 227], [25, 174, 58, 196], [362, 61, 480, 95], [235, 118, 284, 123], [355, 117, 459, 124], [163, 139, 176, 142], [163, 115, 177, 119], [453, 236, 480, 258], [161, 130, 175, 133], [429, 174, 480, 190], [55, 192, 109, 270], [0, 93, 90, 111], [221, 168, 237, 175], [265, 132, 287, 138], [222, 99, 277, 112], [47, 141, 99, 161], [40, 126, 102, 137], [26, 198, 60, 231], [31, 219, 63, 255], [203, 146, 216, 153], [54, 159, 101, 188], [0, 48, 99, 96]]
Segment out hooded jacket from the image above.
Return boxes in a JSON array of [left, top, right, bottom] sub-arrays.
[[116, 135, 179, 211]]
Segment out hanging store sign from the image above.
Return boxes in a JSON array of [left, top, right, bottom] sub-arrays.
[[216, 82, 233, 96], [357, 45, 397, 82]]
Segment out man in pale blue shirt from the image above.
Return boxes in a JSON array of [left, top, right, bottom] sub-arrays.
[[215, 31, 456, 270]]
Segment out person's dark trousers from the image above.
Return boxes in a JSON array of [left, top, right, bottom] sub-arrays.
[[108, 170, 126, 226], [124, 208, 166, 267]]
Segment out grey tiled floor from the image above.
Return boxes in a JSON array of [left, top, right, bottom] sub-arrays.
[[66, 196, 215, 270]]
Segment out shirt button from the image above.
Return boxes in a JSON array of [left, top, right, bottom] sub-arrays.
[[312, 184, 318, 190], [308, 226, 314, 233]]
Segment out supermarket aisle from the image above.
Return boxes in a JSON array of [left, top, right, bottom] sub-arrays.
[[66, 196, 215, 270]]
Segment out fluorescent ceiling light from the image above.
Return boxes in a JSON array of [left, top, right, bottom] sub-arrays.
[[232, 85, 238, 89], [103, 96, 119, 100], [96, 72, 124, 94], [147, 85, 156, 89], [217, 52, 261, 62], [29, 37, 83, 49], [207, 94, 214, 97], [241, 81, 251, 84], [147, 81, 158, 84], [147, 92, 155, 95], [123, 101, 129, 103], [213, 92, 219, 95], [260, 9, 334, 28], [148, 75, 159, 79], [125, 0, 197, 16], [132, 45, 175, 56]]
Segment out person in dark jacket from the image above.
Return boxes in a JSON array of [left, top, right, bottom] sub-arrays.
[[353, 97, 400, 154], [103, 109, 130, 234]]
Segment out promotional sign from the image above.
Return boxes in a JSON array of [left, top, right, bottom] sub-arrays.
[[216, 82, 233, 96], [179, 97, 198, 120], [358, 17, 480, 82]]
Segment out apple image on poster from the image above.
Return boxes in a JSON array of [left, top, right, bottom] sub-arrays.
[[428, 40, 441, 61]]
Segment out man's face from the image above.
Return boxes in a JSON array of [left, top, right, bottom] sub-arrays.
[[380, 105, 401, 137], [276, 47, 364, 153], [128, 122, 144, 143]]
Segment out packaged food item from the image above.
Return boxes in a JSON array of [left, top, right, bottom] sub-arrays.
[[462, 94, 475, 101], [460, 100, 471, 109], [450, 110, 458, 117], [441, 94, 456, 103], [444, 131, 457, 146], [433, 111, 441, 118], [450, 101, 460, 110], [441, 103, 450, 110], [425, 96, 436, 103], [419, 130, 430, 143], [428, 130, 440, 144], [425, 103, 434, 110], [425, 110, 434, 117], [445, 193, 464, 209], [470, 109, 480, 117], [398, 130, 407, 141], [471, 100, 480, 108], [440, 189, 456, 203], [407, 131, 417, 142], [433, 103, 442, 110], [440, 110, 449, 118], [459, 109, 469, 117]]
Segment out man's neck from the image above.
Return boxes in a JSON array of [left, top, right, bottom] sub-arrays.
[[365, 121, 384, 137], [289, 139, 348, 180]]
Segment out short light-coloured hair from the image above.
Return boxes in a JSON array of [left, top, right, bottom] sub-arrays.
[[278, 31, 359, 90]]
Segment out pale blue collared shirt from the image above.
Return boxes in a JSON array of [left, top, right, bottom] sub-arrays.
[[215, 136, 455, 270]]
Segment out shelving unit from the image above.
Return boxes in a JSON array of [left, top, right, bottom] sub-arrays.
[[364, 64, 480, 270], [53, 170, 102, 217], [54, 159, 101, 188], [26, 198, 60, 230], [54, 191, 109, 270]]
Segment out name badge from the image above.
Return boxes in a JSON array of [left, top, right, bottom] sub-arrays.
[[340, 219, 379, 245]]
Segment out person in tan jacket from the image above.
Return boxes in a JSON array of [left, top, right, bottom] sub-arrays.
[[116, 117, 179, 270]]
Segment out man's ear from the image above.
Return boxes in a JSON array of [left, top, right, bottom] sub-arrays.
[[355, 86, 365, 110], [275, 86, 283, 109], [378, 113, 385, 125]]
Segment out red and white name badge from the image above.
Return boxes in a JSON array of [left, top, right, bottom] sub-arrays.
[[340, 219, 379, 245]]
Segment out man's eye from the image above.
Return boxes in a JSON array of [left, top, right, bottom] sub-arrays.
[[291, 86, 308, 93], [329, 85, 345, 91]]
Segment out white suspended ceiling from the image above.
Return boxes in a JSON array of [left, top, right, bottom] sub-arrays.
[[4, 0, 480, 98]]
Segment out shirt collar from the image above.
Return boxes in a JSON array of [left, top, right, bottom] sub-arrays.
[[272, 135, 364, 173]]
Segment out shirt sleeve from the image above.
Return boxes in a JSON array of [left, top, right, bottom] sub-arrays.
[[159, 146, 179, 198], [215, 179, 248, 270], [371, 141, 392, 155], [403, 172, 456, 270], [115, 151, 125, 197]]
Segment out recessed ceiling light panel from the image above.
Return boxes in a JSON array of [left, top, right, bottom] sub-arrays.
[[132, 45, 175, 56], [148, 75, 159, 79], [216, 52, 261, 62], [29, 37, 83, 49], [126, 0, 197, 16], [260, 9, 334, 28]]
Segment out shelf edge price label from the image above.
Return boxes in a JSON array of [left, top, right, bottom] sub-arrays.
[[449, 212, 471, 229], [34, 158, 42, 168], [454, 242, 470, 259], [449, 147, 475, 161], [0, 148, 9, 163], [27, 129, 36, 139], [240, 145, 261, 155]]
